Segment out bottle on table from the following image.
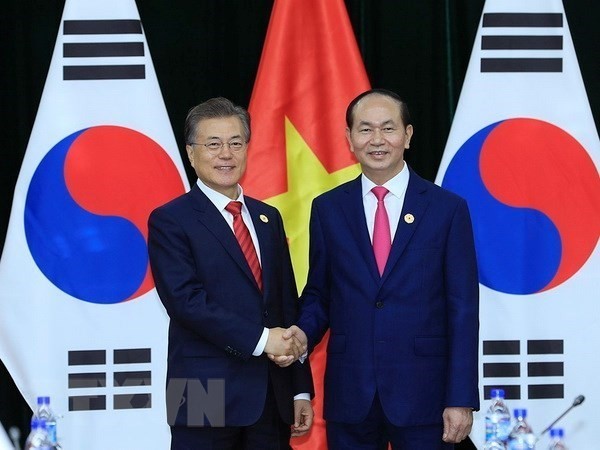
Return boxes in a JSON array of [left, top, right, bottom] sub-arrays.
[[548, 428, 567, 450], [33, 396, 57, 447], [508, 408, 536, 450], [24, 418, 52, 450], [485, 388, 512, 445], [484, 434, 507, 450]]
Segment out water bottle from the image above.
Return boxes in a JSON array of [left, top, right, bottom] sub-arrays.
[[33, 397, 57, 447], [24, 418, 52, 450], [483, 435, 506, 450], [485, 388, 512, 443], [548, 428, 567, 450], [508, 408, 536, 449]]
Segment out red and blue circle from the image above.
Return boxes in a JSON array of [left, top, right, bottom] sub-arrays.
[[442, 118, 600, 295], [24, 125, 186, 304]]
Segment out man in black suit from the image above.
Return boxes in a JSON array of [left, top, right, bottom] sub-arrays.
[[148, 97, 313, 449]]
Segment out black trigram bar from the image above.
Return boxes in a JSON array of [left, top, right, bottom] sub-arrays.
[[483, 385, 521, 400], [64, 20, 142, 35], [483, 340, 520, 355], [114, 393, 151, 410], [483, 13, 563, 28], [63, 65, 145, 80], [481, 58, 562, 73], [481, 35, 563, 50], [69, 395, 106, 411], [64, 42, 144, 58], [483, 362, 520, 378], [528, 384, 564, 399], [68, 350, 106, 365], [528, 362, 564, 377], [528, 340, 564, 354], [114, 370, 152, 387], [68, 372, 107, 388], [114, 348, 151, 364]]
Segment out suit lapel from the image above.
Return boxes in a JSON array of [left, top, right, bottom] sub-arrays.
[[380, 169, 431, 283], [189, 186, 259, 291], [340, 176, 381, 284]]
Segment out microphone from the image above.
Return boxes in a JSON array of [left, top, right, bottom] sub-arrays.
[[537, 395, 585, 440]]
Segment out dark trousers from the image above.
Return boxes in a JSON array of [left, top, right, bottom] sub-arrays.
[[170, 383, 291, 450], [326, 392, 454, 450]]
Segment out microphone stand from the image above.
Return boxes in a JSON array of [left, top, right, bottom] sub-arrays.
[[536, 395, 585, 442]]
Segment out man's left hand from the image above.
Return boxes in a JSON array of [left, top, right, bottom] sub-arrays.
[[442, 406, 473, 443], [291, 399, 314, 437]]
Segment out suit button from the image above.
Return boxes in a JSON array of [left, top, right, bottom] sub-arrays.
[[375, 301, 384, 309], [263, 310, 268, 318]]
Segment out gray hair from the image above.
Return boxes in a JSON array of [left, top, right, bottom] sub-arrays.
[[184, 97, 251, 144]]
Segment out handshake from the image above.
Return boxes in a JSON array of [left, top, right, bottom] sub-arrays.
[[265, 325, 308, 368]]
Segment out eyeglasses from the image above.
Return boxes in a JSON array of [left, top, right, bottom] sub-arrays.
[[188, 140, 247, 153]]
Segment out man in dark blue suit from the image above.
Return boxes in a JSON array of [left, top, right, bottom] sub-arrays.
[[285, 89, 479, 449], [148, 97, 314, 450]]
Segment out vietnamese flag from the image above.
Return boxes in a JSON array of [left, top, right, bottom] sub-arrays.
[[242, 0, 370, 448]]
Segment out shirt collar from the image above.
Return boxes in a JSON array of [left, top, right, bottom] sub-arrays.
[[361, 162, 410, 199], [196, 179, 246, 211]]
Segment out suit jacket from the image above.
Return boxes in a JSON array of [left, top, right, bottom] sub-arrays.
[[297, 169, 479, 426], [148, 184, 313, 428]]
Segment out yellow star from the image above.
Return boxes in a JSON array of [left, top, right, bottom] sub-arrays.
[[266, 117, 360, 290]]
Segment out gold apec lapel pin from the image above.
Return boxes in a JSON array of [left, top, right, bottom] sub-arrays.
[[404, 213, 414, 224], [259, 214, 269, 223]]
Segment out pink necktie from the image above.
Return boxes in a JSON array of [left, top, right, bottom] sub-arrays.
[[225, 201, 263, 291], [372, 186, 391, 276]]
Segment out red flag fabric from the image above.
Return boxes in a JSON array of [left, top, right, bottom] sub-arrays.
[[242, 0, 370, 448], [244, 0, 369, 198]]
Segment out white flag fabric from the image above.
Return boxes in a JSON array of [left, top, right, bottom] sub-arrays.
[[0, 0, 188, 448], [0, 424, 14, 450], [436, 0, 600, 448]]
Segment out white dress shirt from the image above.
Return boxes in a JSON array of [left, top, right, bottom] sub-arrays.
[[196, 179, 262, 264], [361, 162, 410, 242]]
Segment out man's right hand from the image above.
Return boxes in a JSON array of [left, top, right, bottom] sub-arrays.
[[266, 325, 308, 367], [264, 327, 305, 360]]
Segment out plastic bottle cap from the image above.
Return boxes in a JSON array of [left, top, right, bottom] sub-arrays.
[[490, 388, 505, 398], [513, 408, 527, 418]]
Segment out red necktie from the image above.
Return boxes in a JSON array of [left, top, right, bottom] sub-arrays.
[[372, 186, 391, 276], [225, 201, 263, 291]]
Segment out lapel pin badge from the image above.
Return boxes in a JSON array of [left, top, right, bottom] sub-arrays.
[[404, 213, 414, 224], [259, 214, 269, 223]]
